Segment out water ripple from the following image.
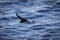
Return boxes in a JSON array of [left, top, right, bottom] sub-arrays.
[[0, 0, 60, 40]]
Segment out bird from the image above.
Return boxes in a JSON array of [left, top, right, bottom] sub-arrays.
[[16, 13, 30, 23]]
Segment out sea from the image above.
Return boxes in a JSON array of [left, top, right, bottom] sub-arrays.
[[0, 0, 60, 40]]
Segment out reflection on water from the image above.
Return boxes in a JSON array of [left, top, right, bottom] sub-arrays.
[[0, 0, 60, 40]]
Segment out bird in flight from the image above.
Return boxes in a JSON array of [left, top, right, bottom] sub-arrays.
[[16, 13, 30, 23]]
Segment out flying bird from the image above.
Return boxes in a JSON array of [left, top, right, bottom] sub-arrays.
[[16, 13, 30, 23]]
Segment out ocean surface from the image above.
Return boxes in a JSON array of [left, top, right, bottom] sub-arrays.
[[0, 0, 60, 40]]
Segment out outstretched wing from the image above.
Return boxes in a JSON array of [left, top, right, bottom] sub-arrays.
[[16, 13, 23, 20]]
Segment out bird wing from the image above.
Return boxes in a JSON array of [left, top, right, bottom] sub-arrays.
[[16, 13, 23, 20]]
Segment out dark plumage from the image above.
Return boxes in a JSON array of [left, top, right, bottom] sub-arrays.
[[16, 13, 29, 23]]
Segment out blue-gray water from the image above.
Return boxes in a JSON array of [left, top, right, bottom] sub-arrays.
[[0, 0, 60, 40]]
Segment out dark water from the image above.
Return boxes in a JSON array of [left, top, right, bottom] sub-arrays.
[[0, 0, 60, 40]]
